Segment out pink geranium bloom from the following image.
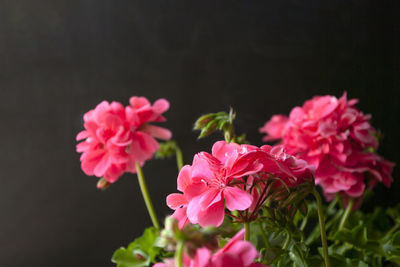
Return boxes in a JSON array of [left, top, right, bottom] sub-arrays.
[[154, 229, 269, 267], [76, 97, 171, 183], [168, 141, 264, 227], [167, 141, 315, 226], [260, 92, 394, 200]]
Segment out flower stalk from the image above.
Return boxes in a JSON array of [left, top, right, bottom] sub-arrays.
[[175, 240, 184, 267], [135, 162, 160, 230], [244, 221, 250, 241], [312, 188, 330, 267], [338, 198, 354, 230], [176, 147, 184, 171]]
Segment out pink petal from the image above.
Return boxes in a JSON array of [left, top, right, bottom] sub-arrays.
[[153, 98, 170, 114], [141, 124, 172, 140], [129, 132, 159, 163], [211, 141, 240, 165], [166, 193, 187, 209], [197, 199, 225, 227], [103, 164, 125, 183], [199, 189, 222, 209], [81, 150, 105, 176], [193, 247, 212, 267], [191, 153, 218, 181], [186, 195, 201, 224], [94, 153, 111, 177], [224, 187, 252, 211], [76, 130, 89, 141], [129, 96, 150, 109], [227, 241, 259, 266], [177, 165, 192, 192]]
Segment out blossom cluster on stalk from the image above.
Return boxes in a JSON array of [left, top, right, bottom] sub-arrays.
[[76, 96, 171, 185], [260, 92, 394, 201], [167, 141, 314, 228], [154, 229, 269, 267]]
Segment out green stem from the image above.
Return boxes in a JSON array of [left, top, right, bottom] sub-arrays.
[[312, 188, 330, 267], [277, 231, 291, 267], [300, 212, 309, 232], [338, 198, 353, 230], [175, 147, 184, 171], [135, 162, 160, 230], [175, 241, 184, 267], [244, 222, 250, 241], [282, 231, 291, 250], [257, 221, 270, 248]]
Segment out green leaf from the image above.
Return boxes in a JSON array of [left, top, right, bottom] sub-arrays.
[[261, 247, 285, 264], [112, 247, 148, 267], [289, 243, 309, 267], [332, 224, 368, 247], [112, 227, 161, 267]]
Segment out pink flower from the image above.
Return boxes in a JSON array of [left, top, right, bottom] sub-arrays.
[[154, 229, 269, 267], [168, 141, 264, 227], [167, 141, 314, 227], [76, 97, 171, 183], [260, 92, 394, 200]]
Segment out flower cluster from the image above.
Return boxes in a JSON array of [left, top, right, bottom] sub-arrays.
[[167, 141, 314, 228], [260, 92, 394, 200], [154, 229, 268, 267], [76, 97, 171, 184]]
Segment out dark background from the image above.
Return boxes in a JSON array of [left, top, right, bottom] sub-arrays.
[[0, 0, 399, 266]]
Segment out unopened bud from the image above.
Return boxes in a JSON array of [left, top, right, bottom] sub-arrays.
[[97, 178, 111, 190]]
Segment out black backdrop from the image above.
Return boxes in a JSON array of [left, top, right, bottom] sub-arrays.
[[1, 1, 399, 266]]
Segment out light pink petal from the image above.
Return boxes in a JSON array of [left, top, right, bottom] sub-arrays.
[[199, 189, 222, 209], [76, 130, 90, 141], [215, 229, 245, 256], [224, 187, 252, 211], [186, 195, 201, 224], [193, 247, 212, 267], [184, 182, 208, 200], [129, 132, 159, 163], [191, 153, 218, 181], [211, 141, 240, 165], [76, 141, 91, 152], [81, 150, 105, 176], [93, 153, 112, 177], [141, 124, 172, 140], [153, 98, 170, 114], [197, 199, 225, 227], [129, 96, 150, 109], [166, 193, 187, 209], [103, 164, 125, 183], [177, 165, 192, 192], [172, 207, 189, 229], [227, 241, 259, 266]]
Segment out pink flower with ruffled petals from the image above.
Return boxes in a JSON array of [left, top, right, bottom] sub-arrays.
[[167, 140, 315, 226], [76, 97, 171, 184], [260, 92, 394, 200], [168, 141, 264, 227], [154, 229, 269, 267]]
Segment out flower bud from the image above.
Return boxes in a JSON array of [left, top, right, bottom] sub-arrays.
[[97, 178, 111, 190]]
